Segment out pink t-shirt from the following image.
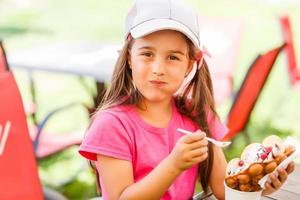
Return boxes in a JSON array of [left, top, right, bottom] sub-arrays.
[[79, 102, 228, 200]]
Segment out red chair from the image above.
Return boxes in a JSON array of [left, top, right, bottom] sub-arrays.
[[0, 41, 44, 199], [224, 44, 286, 141], [0, 41, 67, 199], [280, 15, 300, 91]]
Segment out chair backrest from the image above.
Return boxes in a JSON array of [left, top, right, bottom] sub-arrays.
[[224, 44, 285, 140], [280, 16, 300, 90], [0, 41, 44, 199]]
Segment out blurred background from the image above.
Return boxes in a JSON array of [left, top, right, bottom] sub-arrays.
[[1, 0, 300, 199]]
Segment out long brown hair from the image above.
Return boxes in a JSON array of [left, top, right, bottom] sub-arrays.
[[95, 38, 142, 112], [96, 32, 217, 193]]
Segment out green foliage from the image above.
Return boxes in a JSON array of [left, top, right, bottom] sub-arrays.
[[38, 147, 99, 199], [60, 178, 98, 200]]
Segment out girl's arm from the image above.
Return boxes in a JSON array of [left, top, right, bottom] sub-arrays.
[[209, 145, 227, 200], [97, 130, 208, 200], [97, 154, 181, 200]]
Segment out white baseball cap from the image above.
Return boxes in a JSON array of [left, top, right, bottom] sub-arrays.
[[125, 0, 201, 49]]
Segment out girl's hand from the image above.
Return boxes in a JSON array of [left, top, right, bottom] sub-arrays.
[[262, 162, 295, 196], [168, 130, 208, 172]]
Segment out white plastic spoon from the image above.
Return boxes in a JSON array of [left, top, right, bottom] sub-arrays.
[[177, 128, 231, 148]]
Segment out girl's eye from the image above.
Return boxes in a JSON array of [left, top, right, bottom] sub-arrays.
[[141, 52, 153, 57], [169, 55, 180, 61]]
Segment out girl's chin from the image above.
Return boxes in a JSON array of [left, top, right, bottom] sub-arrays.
[[142, 95, 172, 103], [138, 89, 176, 103]]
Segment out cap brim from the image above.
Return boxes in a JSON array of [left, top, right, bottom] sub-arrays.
[[130, 18, 200, 48]]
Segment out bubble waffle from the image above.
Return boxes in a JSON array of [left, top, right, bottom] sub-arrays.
[[225, 135, 296, 192]]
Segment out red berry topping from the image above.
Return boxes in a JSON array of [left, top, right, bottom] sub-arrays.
[[238, 160, 244, 166], [260, 153, 268, 160], [265, 147, 272, 154]]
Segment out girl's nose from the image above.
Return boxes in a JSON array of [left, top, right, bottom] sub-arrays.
[[152, 59, 165, 76]]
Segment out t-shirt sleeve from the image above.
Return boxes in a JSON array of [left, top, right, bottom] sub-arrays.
[[79, 111, 132, 162], [207, 109, 229, 140]]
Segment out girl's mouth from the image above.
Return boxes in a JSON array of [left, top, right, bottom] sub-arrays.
[[149, 80, 167, 87]]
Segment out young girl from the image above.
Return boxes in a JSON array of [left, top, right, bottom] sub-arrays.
[[79, 0, 294, 199]]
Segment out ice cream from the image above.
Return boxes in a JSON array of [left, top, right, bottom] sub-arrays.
[[225, 135, 295, 192]]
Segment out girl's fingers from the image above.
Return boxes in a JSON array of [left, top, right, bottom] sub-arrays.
[[278, 168, 288, 183], [190, 147, 208, 158], [183, 131, 206, 144], [191, 152, 208, 163], [265, 182, 272, 190], [286, 162, 295, 174], [269, 174, 282, 189], [264, 182, 275, 194], [188, 139, 208, 150], [263, 164, 292, 196]]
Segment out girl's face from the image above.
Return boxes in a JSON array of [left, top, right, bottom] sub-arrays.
[[129, 30, 194, 103]]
